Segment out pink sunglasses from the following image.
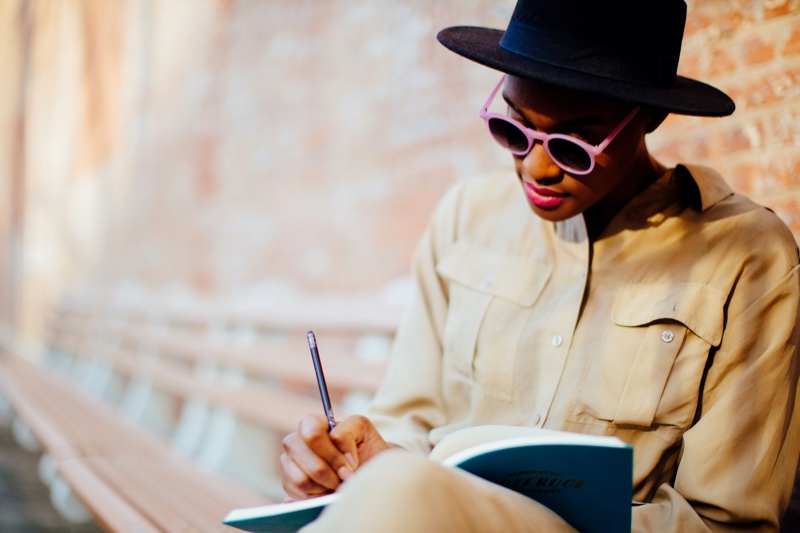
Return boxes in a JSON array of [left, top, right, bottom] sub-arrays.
[[480, 76, 641, 175]]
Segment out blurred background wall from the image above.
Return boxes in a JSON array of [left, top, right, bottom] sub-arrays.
[[0, 0, 799, 355]]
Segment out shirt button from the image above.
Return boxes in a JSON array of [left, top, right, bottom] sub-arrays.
[[661, 330, 674, 343], [480, 278, 493, 289], [552, 335, 563, 347]]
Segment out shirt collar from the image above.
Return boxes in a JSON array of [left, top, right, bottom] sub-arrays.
[[552, 164, 734, 241], [674, 163, 734, 211], [617, 163, 735, 221], [555, 165, 733, 239]]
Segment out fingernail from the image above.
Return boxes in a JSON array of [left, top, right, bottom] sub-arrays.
[[338, 466, 353, 481], [345, 452, 356, 470]]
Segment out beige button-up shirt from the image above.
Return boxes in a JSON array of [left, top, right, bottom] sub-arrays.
[[368, 165, 800, 531]]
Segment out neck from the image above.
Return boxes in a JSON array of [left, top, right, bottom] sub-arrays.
[[584, 155, 666, 241]]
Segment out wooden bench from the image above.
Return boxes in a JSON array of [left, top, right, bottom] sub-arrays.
[[0, 354, 272, 531], [0, 287, 403, 531]]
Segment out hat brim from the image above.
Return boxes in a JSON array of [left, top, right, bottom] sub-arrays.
[[438, 26, 735, 117]]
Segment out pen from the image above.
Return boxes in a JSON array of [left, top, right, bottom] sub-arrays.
[[307, 330, 336, 431]]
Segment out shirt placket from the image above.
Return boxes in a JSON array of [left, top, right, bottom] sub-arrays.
[[524, 217, 590, 428]]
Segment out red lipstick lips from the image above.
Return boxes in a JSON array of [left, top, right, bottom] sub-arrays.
[[523, 182, 567, 208]]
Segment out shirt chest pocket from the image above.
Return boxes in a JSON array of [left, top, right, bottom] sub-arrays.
[[568, 283, 725, 440], [437, 243, 552, 402]]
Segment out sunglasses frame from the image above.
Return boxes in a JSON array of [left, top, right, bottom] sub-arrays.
[[479, 75, 641, 175]]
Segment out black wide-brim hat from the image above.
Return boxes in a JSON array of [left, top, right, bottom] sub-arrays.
[[438, 0, 735, 116]]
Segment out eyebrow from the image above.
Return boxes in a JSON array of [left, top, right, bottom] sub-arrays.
[[501, 93, 606, 132]]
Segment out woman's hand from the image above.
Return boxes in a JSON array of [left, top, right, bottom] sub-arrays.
[[280, 413, 391, 501]]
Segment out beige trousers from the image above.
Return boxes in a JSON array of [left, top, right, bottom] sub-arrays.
[[300, 450, 579, 533]]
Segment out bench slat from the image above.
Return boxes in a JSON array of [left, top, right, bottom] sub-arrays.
[[7, 291, 401, 532], [57, 459, 161, 533], [0, 353, 273, 531]]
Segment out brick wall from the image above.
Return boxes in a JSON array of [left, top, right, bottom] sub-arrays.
[[99, 0, 514, 294], [650, 0, 800, 230], [1, 0, 799, 344]]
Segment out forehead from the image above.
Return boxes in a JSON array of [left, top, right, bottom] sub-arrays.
[[503, 75, 629, 121]]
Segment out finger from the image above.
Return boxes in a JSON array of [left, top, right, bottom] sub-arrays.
[[280, 451, 332, 501], [329, 417, 365, 469], [282, 429, 342, 492], [329, 414, 389, 468], [297, 415, 355, 480]]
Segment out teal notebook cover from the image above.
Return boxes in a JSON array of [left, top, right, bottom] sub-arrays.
[[443, 439, 632, 533], [223, 429, 632, 533], [223, 493, 335, 533]]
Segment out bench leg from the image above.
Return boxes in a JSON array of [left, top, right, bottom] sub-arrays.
[[38, 452, 58, 486], [79, 359, 126, 404], [43, 347, 75, 376], [171, 398, 211, 457], [50, 471, 93, 524], [118, 379, 177, 437], [193, 411, 284, 500], [11, 416, 42, 453]]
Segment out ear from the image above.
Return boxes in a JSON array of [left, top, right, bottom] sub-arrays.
[[645, 109, 670, 133]]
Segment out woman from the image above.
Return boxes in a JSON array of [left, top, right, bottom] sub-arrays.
[[281, 1, 800, 531]]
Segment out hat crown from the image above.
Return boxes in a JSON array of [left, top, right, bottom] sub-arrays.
[[435, 0, 735, 116], [501, 0, 687, 87]]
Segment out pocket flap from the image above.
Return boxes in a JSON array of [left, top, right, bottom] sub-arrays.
[[437, 243, 552, 307], [611, 283, 725, 346]]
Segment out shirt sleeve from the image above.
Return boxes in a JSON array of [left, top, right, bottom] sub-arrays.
[[633, 264, 800, 532], [365, 184, 463, 454]]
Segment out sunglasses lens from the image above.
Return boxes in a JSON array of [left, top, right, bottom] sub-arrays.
[[487, 118, 529, 153], [547, 138, 592, 172]]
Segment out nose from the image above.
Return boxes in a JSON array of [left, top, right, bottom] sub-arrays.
[[519, 142, 561, 181]]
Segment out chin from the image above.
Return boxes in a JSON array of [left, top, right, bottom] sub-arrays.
[[527, 201, 577, 223]]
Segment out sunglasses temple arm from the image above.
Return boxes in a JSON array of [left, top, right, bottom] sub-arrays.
[[480, 75, 507, 117], [595, 106, 641, 153]]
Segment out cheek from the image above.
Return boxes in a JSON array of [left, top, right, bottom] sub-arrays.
[[598, 126, 647, 173], [571, 180, 604, 201], [567, 173, 621, 209], [578, 173, 634, 212], [513, 155, 524, 174]]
